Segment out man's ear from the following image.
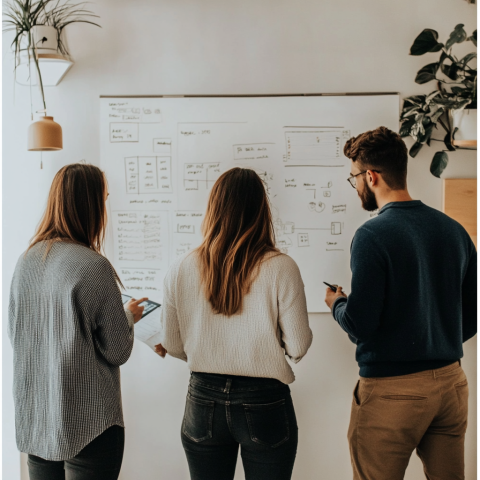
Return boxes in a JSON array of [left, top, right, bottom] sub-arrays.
[[367, 170, 379, 187]]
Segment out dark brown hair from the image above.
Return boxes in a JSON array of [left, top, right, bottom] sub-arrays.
[[196, 168, 279, 316], [29, 163, 108, 254], [344, 126, 408, 190]]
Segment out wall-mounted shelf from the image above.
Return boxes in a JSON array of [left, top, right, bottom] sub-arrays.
[[15, 53, 74, 87], [453, 139, 477, 148]]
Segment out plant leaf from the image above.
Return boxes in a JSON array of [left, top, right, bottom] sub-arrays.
[[399, 117, 416, 137], [446, 24, 467, 50], [403, 95, 427, 108], [443, 131, 456, 151], [467, 29, 477, 47], [409, 142, 423, 158], [446, 63, 460, 81], [431, 107, 446, 124], [438, 51, 449, 66], [430, 152, 449, 178], [410, 29, 442, 56], [415, 63, 439, 84], [450, 98, 472, 112], [459, 52, 477, 65], [426, 90, 441, 103]]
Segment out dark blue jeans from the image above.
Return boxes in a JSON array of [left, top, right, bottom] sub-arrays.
[[181, 372, 298, 480], [27, 425, 124, 480]]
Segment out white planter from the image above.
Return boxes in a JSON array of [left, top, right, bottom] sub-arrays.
[[31, 25, 59, 53], [19, 25, 58, 54], [452, 108, 477, 141]]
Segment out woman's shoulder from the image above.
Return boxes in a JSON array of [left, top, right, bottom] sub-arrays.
[[22, 241, 113, 274], [262, 252, 301, 274], [254, 252, 303, 287]]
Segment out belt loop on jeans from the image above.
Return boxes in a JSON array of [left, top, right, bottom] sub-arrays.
[[224, 378, 232, 394], [459, 359, 462, 366]]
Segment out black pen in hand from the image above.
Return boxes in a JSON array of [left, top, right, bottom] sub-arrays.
[[323, 281, 338, 292]]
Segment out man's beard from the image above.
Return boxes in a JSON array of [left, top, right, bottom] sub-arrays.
[[359, 181, 378, 211]]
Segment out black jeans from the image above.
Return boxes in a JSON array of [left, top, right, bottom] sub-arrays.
[[181, 372, 298, 480], [27, 425, 124, 480]]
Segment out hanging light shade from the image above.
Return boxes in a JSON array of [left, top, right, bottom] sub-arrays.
[[28, 116, 63, 151]]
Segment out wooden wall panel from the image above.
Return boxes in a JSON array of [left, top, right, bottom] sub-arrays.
[[443, 178, 477, 247]]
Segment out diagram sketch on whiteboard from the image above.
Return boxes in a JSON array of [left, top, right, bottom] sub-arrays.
[[125, 157, 172, 194], [284, 129, 350, 166]]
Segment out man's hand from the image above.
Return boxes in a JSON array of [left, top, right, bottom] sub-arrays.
[[154, 343, 167, 358], [125, 297, 148, 323], [325, 286, 347, 310]]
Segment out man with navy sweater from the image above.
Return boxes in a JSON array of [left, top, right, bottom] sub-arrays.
[[325, 126, 477, 480]]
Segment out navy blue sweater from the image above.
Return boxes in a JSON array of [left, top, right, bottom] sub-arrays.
[[333, 200, 477, 377]]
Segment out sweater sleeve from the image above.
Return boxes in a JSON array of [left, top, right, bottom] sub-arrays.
[[277, 256, 313, 363], [462, 245, 477, 342], [332, 227, 386, 342], [76, 257, 134, 366], [159, 261, 187, 362], [8, 275, 16, 345]]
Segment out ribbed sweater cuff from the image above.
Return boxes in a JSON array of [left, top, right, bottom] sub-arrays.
[[332, 296, 347, 319]]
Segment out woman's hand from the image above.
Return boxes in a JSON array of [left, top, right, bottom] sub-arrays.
[[125, 297, 148, 323], [154, 343, 167, 358]]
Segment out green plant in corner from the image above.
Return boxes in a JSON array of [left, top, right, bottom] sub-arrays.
[[400, 24, 477, 177]]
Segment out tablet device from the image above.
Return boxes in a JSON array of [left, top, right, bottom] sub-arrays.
[[121, 294, 161, 318]]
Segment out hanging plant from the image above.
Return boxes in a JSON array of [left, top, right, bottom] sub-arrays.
[[400, 24, 477, 177], [3, 0, 100, 111]]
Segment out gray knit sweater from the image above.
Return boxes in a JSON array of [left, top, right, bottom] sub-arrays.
[[8, 241, 134, 460]]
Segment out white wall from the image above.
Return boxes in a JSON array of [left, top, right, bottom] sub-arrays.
[[2, 1, 476, 479]]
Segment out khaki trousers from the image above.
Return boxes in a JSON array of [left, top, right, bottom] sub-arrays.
[[348, 361, 468, 480]]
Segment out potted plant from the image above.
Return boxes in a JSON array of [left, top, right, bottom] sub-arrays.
[[400, 24, 477, 177], [3, 0, 100, 150]]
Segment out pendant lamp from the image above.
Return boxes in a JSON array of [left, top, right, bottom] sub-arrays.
[[28, 116, 63, 151]]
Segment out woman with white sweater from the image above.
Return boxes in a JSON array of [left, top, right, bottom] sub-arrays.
[[156, 167, 313, 480]]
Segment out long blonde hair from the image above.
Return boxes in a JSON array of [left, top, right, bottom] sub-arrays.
[[196, 168, 279, 316]]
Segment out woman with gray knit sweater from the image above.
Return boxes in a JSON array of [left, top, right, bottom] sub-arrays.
[[156, 167, 313, 480], [8, 164, 146, 480]]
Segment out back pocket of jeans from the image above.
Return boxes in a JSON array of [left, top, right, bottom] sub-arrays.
[[182, 394, 215, 443], [243, 399, 289, 448]]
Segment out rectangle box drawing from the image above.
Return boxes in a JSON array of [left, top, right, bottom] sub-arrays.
[[125, 157, 172, 194], [284, 130, 350, 165], [183, 162, 221, 190], [331, 222, 342, 235], [298, 233, 310, 247], [175, 224, 195, 234], [110, 123, 139, 142], [233, 143, 274, 161]]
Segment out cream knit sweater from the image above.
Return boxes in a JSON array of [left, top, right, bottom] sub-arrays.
[[159, 251, 313, 384]]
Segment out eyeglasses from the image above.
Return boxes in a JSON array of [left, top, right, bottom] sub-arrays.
[[347, 170, 381, 189]]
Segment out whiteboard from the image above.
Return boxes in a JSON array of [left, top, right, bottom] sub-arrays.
[[100, 95, 399, 313]]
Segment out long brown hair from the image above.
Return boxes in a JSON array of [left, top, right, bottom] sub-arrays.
[[196, 168, 279, 316], [29, 163, 108, 254]]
